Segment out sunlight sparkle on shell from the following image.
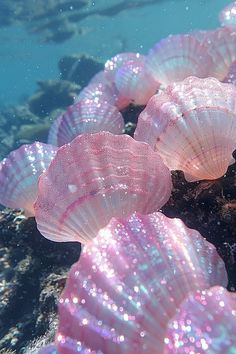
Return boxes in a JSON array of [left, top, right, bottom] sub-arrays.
[[0, 142, 57, 216], [55, 212, 227, 354]]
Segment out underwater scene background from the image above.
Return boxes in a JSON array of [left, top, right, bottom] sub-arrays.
[[0, 0, 235, 353]]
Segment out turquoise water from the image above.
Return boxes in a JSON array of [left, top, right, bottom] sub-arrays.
[[0, 0, 230, 106]]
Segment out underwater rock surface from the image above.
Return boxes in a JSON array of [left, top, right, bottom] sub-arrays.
[[0, 210, 81, 353]]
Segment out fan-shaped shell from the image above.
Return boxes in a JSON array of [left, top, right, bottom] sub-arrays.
[[0, 142, 57, 217], [115, 58, 158, 105], [55, 213, 227, 354], [134, 76, 236, 182], [145, 34, 213, 86], [34, 132, 172, 243], [47, 99, 124, 147], [164, 286, 236, 353], [219, 1, 236, 29]]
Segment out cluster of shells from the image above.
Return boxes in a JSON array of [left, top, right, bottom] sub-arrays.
[[1, 2, 236, 353]]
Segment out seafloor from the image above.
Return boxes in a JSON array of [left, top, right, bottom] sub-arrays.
[[0, 55, 235, 353]]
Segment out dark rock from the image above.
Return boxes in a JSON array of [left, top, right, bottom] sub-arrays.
[[28, 80, 80, 117], [58, 54, 104, 87], [0, 210, 81, 352]]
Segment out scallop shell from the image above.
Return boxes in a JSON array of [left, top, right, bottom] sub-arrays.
[[34, 132, 172, 243], [201, 27, 236, 80], [164, 286, 236, 353], [47, 99, 124, 147], [104, 52, 144, 82], [134, 76, 236, 182], [55, 212, 227, 354], [0, 142, 57, 217], [219, 1, 236, 29], [145, 34, 213, 86], [115, 58, 158, 105]]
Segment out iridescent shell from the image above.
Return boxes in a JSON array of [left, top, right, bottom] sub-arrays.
[[104, 52, 144, 82], [145, 34, 213, 86], [115, 58, 158, 105], [55, 213, 227, 354], [164, 286, 236, 353], [134, 76, 236, 182], [88, 70, 130, 109], [0, 142, 57, 217], [219, 1, 236, 29], [34, 132, 172, 243], [47, 99, 124, 147], [75, 82, 118, 106], [202, 27, 236, 80]]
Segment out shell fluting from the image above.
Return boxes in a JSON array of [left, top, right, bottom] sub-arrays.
[[47, 99, 124, 147], [134, 76, 236, 182], [0, 142, 57, 217], [34, 132, 172, 243], [145, 34, 214, 86], [164, 286, 236, 353], [55, 212, 227, 354]]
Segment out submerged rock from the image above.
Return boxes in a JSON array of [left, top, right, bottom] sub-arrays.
[[28, 80, 80, 117], [0, 210, 81, 353], [58, 54, 104, 87]]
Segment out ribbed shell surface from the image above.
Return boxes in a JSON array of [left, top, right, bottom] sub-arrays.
[[34, 132, 172, 243], [135, 77, 236, 182], [55, 213, 227, 354], [0, 142, 57, 216]]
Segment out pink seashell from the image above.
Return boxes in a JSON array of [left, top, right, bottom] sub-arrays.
[[75, 82, 118, 106], [88, 70, 131, 109], [164, 286, 236, 353], [47, 99, 124, 147], [219, 1, 236, 29], [115, 58, 159, 105], [0, 142, 57, 217], [134, 76, 236, 182], [202, 27, 236, 80], [145, 34, 213, 86], [55, 213, 227, 354], [223, 60, 236, 85], [75, 81, 129, 111], [104, 52, 144, 82], [34, 132, 172, 243]]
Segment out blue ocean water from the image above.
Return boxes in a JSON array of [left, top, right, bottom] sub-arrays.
[[0, 0, 230, 107]]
